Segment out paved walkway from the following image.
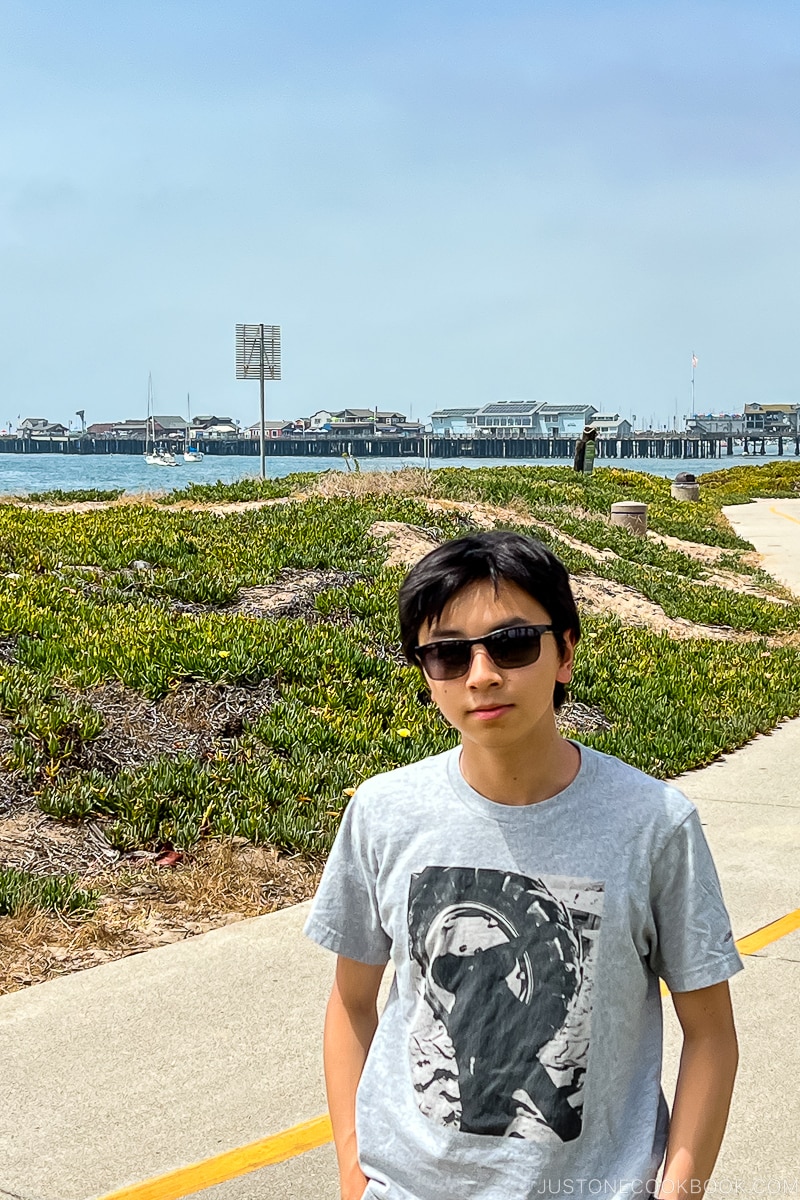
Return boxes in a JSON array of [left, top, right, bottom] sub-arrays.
[[1, 499, 799, 1200], [722, 497, 800, 594]]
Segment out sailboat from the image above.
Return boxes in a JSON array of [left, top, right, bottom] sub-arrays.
[[143, 374, 178, 467], [183, 393, 203, 462]]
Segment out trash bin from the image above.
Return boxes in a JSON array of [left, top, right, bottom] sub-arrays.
[[610, 501, 648, 535], [670, 472, 700, 502]]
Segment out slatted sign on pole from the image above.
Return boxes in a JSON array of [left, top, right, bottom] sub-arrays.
[[236, 324, 281, 480]]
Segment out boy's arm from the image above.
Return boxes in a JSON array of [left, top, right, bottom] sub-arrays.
[[658, 980, 739, 1200], [324, 955, 387, 1200]]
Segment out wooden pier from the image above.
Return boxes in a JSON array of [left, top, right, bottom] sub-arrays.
[[0, 433, 798, 459]]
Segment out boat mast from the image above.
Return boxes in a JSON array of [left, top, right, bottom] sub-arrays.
[[146, 373, 154, 453]]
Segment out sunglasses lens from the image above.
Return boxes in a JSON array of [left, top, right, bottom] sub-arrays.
[[418, 641, 472, 680], [488, 627, 543, 668], [417, 627, 546, 679]]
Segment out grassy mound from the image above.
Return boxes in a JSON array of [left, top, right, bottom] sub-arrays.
[[1, 462, 799, 894]]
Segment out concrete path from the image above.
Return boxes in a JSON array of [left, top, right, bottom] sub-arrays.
[[723, 497, 800, 594], [2, 501, 799, 1200]]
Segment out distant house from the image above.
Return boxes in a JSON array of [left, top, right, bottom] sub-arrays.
[[153, 416, 188, 439], [303, 408, 418, 436], [744, 403, 800, 435], [17, 417, 69, 436], [430, 407, 479, 437], [537, 404, 598, 437], [591, 413, 633, 439], [686, 414, 746, 435], [103, 420, 148, 440], [325, 409, 410, 434], [191, 415, 240, 439], [332, 408, 407, 425], [385, 421, 425, 435], [245, 421, 291, 439]]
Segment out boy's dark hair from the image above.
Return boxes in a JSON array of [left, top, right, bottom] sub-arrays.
[[398, 531, 580, 710]]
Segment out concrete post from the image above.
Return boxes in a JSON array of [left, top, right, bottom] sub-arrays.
[[610, 500, 648, 535], [670, 482, 700, 502]]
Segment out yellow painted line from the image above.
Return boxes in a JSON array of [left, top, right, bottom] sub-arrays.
[[99, 909, 800, 1200], [735, 905, 800, 955], [769, 504, 800, 527], [660, 906, 800, 996], [96, 1114, 333, 1200]]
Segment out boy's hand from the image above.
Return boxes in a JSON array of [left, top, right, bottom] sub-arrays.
[[340, 1163, 369, 1200], [324, 956, 386, 1200]]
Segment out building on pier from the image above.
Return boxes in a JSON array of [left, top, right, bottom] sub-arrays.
[[430, 407, 479, 436], [468, 400, 597, 437], [589, 413, 633, 438], [686, 413, 746, 435], [744, 403, 800, 435], [17, 417, 69, 436], [307, 408, 422, 436]]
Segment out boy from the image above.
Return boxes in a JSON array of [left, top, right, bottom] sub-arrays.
[[304, 531, 741, 1200]]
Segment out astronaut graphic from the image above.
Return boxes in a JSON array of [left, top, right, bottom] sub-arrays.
[[407, 866, 604, 1142]]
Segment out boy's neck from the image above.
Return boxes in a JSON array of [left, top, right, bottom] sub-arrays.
[[458, 726, 581, 807]]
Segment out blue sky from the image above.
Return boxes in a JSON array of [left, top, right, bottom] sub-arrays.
[[1, 0, 798, 430]]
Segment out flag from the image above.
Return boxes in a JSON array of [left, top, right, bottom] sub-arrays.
[[692, 354, 698, 370]]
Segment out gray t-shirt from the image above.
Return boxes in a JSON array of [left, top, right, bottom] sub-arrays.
[[303, 743, 743, 1200]]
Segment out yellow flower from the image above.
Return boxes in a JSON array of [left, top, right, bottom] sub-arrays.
[[342, 787, 356, 797], [396, 728, 411, 738]]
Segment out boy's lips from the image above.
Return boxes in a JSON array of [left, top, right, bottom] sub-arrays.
[[469, 704, 513, 721]]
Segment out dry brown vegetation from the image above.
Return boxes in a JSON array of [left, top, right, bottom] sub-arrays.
[[0, 839, 322, 994]]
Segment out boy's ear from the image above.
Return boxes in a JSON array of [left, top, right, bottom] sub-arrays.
[[555, 631, 577, 684]]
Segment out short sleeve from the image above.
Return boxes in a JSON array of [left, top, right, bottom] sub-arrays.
[[648, 809, 743, 992], [302, 789, 392, 965]]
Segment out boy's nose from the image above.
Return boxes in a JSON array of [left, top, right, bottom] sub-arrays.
[[464, 644, 502, 686]]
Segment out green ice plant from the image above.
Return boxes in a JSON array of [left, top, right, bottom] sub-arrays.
[[0, 865, 98, 917], [3, 465, 800, 858], [23, 488, 125, 504]]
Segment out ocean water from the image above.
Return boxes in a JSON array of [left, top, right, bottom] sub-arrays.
[[0, 450, 795, 496]]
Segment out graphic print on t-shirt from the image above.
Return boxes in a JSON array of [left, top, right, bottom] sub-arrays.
[[407, 866, 604, 1143]]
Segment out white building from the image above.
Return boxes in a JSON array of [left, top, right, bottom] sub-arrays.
[[468, 401, 597, 436], [537, 404, 598, 437], [430, 407, 479, 436], [191, 415, 240, 440], [469, 401, 543, 433], [591, 413, 633, 438]]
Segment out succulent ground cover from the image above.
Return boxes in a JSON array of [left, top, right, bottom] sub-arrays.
[[1, 461, 799, 991], [20, 487, 126, 505]]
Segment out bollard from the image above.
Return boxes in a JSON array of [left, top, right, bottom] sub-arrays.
[[670, 482, 700, 502], [610, 500, 648, 535], [671, 471, 700, 502]]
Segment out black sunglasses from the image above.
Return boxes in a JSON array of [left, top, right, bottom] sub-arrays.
[[414, 624, 555, 681]]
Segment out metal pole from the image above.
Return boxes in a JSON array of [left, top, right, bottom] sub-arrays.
[[259, 322, 266, 480]]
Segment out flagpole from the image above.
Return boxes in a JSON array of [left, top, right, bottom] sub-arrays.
[[691, 352, 696, 419]]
